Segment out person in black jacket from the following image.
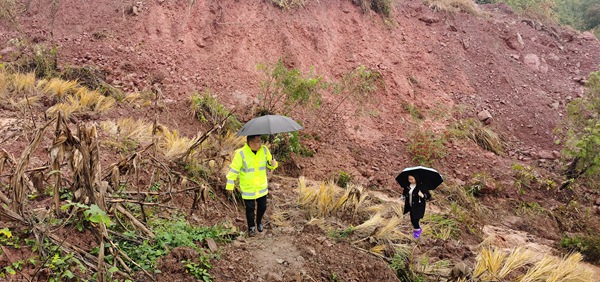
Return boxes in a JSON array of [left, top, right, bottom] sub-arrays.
[[402, 174, 431, 239]]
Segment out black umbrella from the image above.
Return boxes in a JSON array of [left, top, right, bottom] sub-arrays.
[[236, 115, 303, 136], [395, 166, 443, 190]]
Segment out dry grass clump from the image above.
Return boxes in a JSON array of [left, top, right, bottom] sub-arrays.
[[473, 247, 592, 281], [41, 77, 78, 100], [157, 128, 198, 160], [298, 177, 370, 218], [451, 118, 504, 155], [332, 183, 369, 216], [423, 0, 480, 15], [46, 87, 116, 118], [122, 91, 154, 107], [100, 118, 153, 151], [353, 212, 384, 238], [270, 0, 307, 9], [522, 252, 592, 282], [0, 70, 116, 118], [298, 178, 338, 217], [12, 72, 36, 93]]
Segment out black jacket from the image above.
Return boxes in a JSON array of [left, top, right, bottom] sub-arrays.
[[402, 183, 431, 219]]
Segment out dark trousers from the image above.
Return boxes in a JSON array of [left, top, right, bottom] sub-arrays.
[[244, 195, 267, 229], [410, 211, 421, 229]]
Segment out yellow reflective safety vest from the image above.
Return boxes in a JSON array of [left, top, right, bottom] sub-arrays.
[[226, 143, 278, 200]]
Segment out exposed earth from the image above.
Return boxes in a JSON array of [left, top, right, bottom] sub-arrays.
[[1, 0, 600, 281]]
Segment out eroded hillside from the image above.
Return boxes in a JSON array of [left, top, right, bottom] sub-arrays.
[[1, 0, 600, 281]]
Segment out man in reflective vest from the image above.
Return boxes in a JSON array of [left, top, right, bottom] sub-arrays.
[[226, 135, 278, 236]]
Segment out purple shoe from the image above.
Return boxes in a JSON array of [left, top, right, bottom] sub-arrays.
[[413, 228, 422, 239]]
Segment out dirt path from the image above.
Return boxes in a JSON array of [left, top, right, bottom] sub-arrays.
[[244, 233, 306, 281]]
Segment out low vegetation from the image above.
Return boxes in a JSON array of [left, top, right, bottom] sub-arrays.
[[450, 118, 505, 155], [424, 0, 480, 15], [0, 66, 248, 281], [561, 70, 600, 189], [473, 246, 593, 281], [256, 58, 325, 116], [561, 234, 600, 264], [406, 127, 447, 165]]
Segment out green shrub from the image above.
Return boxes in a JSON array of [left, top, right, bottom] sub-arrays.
[[190, 90, 240, 131], [402, 102, 424, 120], [371, 0, 395, 17], [353, 0, 396, 17], [256, 58, 325, 116], [332, 65, 383, 114], [271, 131, 314, 162], [335, 171, 353, 188], [10, 44, 59, 78], [561, 235, 600, 263], [406, 129, 446, 165], [561, 71, 600, 188]]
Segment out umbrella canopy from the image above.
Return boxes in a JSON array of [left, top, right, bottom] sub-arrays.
[[395, 166, 443, 190], [236, 115, 303, 136]]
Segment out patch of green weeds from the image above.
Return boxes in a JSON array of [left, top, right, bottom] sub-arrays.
[[271, 131, 314, 162], [183, 259, 212, 281], [406, 128, 446, 165], [402, 102, 424, 120], [423, 214, 458, 240], [389, 246, 426, 282], [464, 172, 495, 197], [0, 227, 20, 248], [190, 90, 240, 131], [560, 235, 600, 263], [115, 217, 237, 272], [256, 58, 325, 116], [327, 226, 354, 242], [330, 272, 344, 282], [10, 43, 59, 78], [61, 202, 113, 227], [335, 171, 353, 188], [516, 201, 546, 216], [512, 163, 538, 194]]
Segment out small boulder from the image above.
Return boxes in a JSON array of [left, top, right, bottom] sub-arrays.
[[523, 54, 540, 71], [419, 14, 440, 24], [504, 32, 524, 51], [595, 197, 600, 206], [547, 53, 560, 61], [581, 31, 597, 41], [477, 110, 493, 124], [205, 238, 218, 253], [538, 150, 555, 160]]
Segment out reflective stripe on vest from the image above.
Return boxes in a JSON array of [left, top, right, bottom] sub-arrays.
[[227, 179, 235, 184], [229, 168, 239, 174], [239, 151, 255, 172], [242, 188, 268, 198]]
